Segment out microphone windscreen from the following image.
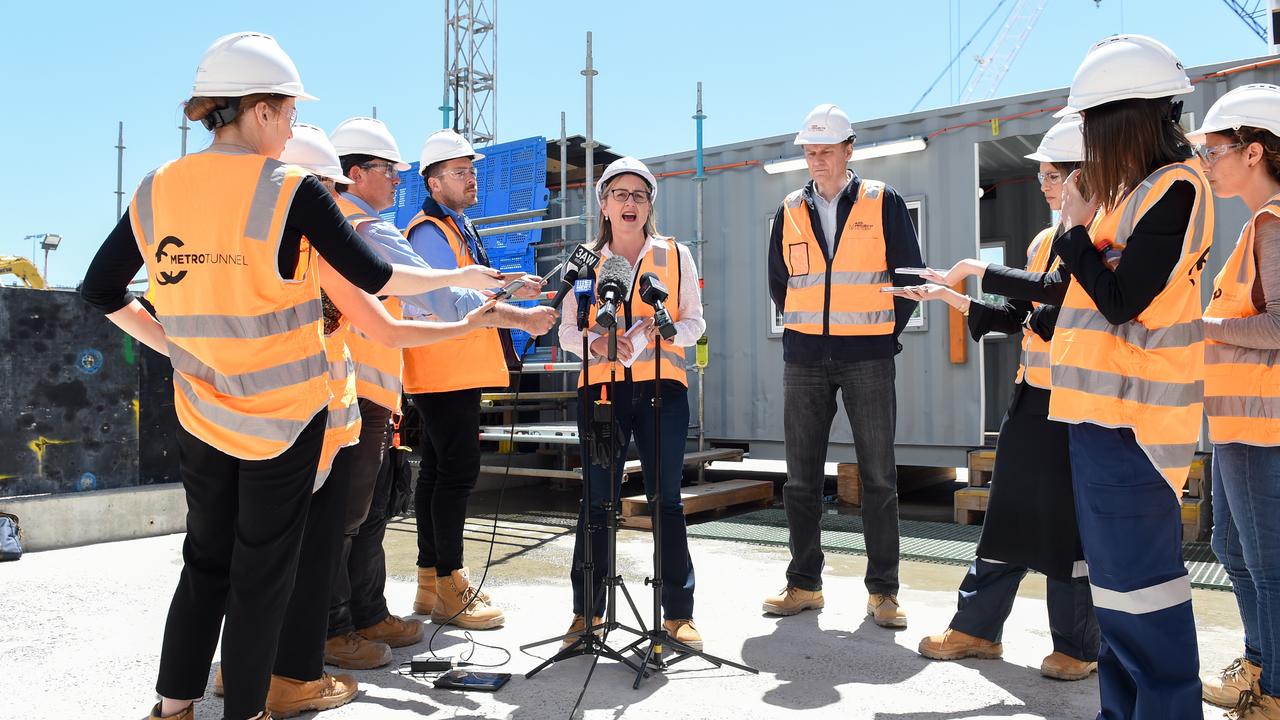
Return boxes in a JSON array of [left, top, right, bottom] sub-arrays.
[[598, 255, 634, 293]]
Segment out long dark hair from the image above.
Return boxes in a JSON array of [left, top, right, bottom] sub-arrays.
[[1080, 97, 1191, 210]]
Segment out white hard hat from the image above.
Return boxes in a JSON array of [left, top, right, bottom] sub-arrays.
[[1187, 83, 1280, 143], [281, 124, 354, 184], [419, 129, 486, 171], [330, 117, 411, 171], [794, 104, 856, 145], [192, 32, 315, 100], [1056, 35, 1192, 117], [1026, 114, 1085, 163], [595, 156, 658, 203]]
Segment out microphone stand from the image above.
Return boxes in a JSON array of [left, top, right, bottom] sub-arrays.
[[618, 323, 758, 687], [521, 302, 644, 679]]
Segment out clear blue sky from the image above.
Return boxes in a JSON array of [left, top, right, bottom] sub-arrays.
[[0, 0, 1265, 287]]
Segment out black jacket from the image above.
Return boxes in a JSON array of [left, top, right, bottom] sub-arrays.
[[767, 173, 923, 362]]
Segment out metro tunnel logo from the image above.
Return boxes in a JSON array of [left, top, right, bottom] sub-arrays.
[[154, 235, 248, 286]]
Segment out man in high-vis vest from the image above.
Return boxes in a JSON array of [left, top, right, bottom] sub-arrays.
[[764, 104, 924, 628], [404, 129, 557, 630], [319, 117, 441, 669]]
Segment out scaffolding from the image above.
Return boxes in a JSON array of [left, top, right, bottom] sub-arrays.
[[443, 0, 497, 145]]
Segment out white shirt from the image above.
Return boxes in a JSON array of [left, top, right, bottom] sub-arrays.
[[557, 236, 706, 360], [812, 171, 854, 256]]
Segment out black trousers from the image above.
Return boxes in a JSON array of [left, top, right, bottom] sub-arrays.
[[410, 388, 482, 575], [157, 409, 325, 720], [272, 453, 350, 681], [328, 399, 393, 636]]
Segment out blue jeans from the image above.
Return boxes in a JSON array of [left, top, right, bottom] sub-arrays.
[[782, 357, 899, 594], [571, 380, 694, 619], [1211, 442, 1280, 696], [950, 558, 1099, 661], [1069, 423, 1200, 720]]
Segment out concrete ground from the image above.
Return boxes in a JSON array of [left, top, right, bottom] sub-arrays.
[[6, 509, 1241, 720]]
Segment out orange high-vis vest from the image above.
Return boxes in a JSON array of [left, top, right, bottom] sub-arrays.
[[334, 196, 404, 412], [1048, 160, 1214, 495], [401, 211, 508, 394], [131, 152, 330, 460], [780, 180, 894, 336], [1015, 226, 1062, 389], [580, 237, 688, 388], [1204, 196, 1280, 446], [316, 320, 361, 490]]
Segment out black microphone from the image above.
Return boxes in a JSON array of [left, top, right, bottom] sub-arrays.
[[594, 255, 633, 329], [638, 271, 678, 341], [518, 244, 602, 357], [574, 266, 595, 332]]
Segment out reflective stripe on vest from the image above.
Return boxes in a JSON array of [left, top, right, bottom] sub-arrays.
[[130, 152, 328, 460], [780, 180, 894, 336], [315, 322, 362, 492], [401, 210, 509, 394], [1015, 226, 1059, 389], [334, 196, 404, 412], [1048, 160, 1214, 495], [1204, 197, 1280, 446], [580, 238, 688, 388]]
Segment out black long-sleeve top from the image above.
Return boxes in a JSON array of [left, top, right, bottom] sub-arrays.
[[767, 174, 924, 362], [81, 175, 393, 314], [969, 178, 1197, 342]]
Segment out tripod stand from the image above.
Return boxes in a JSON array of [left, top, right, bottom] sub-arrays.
[[615, 328, 759, 688], [521, 317, 646, 678]]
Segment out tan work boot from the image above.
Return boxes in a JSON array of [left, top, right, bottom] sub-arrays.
[[356, 615, 424, 648], [762, 586, 824, 616], [1231, 689, 1280, 719], [560, 614, 604, 651], [145, 703, 193, 720], [917, 628, 1003, 660], [433, 568, 505, 629], [1040, 651, 1098, 681], [867, 593, 907, 628], [663, 619, 704, 652], [323, 631, 393, 669], [214, 666, 224, 696], [413, 568, 437, 615], [266, 673, 358, 718], [1206, 658, 1264, 707]]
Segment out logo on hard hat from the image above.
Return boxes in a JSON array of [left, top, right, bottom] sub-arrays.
[[155, 236, 188, 286]]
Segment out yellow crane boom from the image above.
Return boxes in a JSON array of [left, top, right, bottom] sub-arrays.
[[0, 256, 47, 289]]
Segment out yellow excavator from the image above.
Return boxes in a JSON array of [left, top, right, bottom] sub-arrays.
[[0, 256, 47, 290]]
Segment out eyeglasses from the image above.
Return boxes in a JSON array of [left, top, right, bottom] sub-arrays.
[[359, 162, 399, 179], [442, 168, 478, 180], [1037, 171, 1064, 186], [607, 188, 651, 204], [1193, 143, 1243, 166]]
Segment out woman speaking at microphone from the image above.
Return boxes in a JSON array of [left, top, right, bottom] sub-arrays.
[[79, 33, 502, 720], [556, 157, 707, 650]]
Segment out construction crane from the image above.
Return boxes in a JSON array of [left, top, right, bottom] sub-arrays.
[[0, 256, 47, 289], [1219, 0, 1268, 41], [960, 0, 1049, 103]]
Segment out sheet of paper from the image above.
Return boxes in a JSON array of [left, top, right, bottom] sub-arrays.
[[619, 319, 648, 368]]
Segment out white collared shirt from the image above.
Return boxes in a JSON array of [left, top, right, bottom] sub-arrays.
[[812, 170, 854, 256]]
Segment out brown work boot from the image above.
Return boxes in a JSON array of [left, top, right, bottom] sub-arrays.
[[433, 568, 505, 629], [413, 568, 437, 615], [917, 628, 1003, 660], [867, 593, 907, 628], [145, 703, 193, 720], [560, 614, 604, 651], [1207, 658, 1264, 707], [356, 615, 424, 648], [323, 631, 393, 669], [214, 666, 224, 696], [266, 673, 358, 718], [762, 586, 824, 616], [1040, 651, 1098, 681], [663, 619, 704, 652], [1231, 689, 1280, 719]]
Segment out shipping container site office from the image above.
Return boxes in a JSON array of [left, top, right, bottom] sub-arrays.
[[640, 53, 1280, 469]]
